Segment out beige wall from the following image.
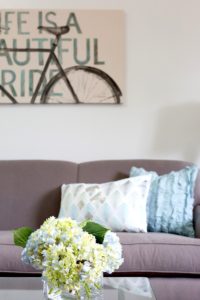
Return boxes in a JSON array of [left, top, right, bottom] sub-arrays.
[[0, 0, 200, 164]]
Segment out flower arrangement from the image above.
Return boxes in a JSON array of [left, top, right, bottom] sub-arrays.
[[14, 217, 123, 299]]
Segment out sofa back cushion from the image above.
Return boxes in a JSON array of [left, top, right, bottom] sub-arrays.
[[0, 160, 77, 230], [0, 159, 199, 232], [78, 160, 200, 207]]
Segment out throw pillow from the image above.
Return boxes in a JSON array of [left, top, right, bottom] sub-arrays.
[[58, 175, 152, 232], [129, 165, 198, 237]]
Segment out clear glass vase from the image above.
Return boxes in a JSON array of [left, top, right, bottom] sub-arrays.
[[43, 277, 103, 300]]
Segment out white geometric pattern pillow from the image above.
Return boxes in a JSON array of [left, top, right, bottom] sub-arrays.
[[58, 175, 152, 232]]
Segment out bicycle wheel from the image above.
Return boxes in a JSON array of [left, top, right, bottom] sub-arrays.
[[40, 66, 122, 104]]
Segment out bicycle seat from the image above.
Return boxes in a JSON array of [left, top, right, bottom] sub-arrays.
[[38, 26, 70, 36]]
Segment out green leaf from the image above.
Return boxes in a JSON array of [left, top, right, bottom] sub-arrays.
[[82, 221, 109, 244], [13, 227, 34, 248]]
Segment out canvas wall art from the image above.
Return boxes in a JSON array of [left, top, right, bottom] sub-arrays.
[[0, 10, 125, 104]]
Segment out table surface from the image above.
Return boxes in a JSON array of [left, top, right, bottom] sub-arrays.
[[0, 276, 156, 300]]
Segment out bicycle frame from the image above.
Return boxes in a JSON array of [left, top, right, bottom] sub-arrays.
[[0, 35, 80, 104]]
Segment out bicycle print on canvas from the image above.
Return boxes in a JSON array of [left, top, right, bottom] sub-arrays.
[[0, 10, 124, 104]]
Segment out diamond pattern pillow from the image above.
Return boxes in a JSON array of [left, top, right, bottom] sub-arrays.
[[58, 175, 152, 232]]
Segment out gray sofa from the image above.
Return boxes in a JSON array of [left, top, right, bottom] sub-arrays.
[[0, 159, 200, 300]]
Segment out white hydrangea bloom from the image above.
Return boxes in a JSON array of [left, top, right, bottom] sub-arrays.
[[21, 217, 123, 297], [103, 231, 124, 273]]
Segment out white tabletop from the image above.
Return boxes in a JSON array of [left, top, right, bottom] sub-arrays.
[[0, 276, 156, 300]]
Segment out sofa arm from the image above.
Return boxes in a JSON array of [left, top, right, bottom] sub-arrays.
[[194, 205, 200, 238]]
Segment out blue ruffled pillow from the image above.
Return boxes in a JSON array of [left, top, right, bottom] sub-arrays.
[[129, 165, 198, 237]]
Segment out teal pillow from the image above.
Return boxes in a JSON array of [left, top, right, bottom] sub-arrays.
[[129, 165, 198, 237]]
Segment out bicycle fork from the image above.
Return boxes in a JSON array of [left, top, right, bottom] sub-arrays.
[[52, 54, 80, 104]]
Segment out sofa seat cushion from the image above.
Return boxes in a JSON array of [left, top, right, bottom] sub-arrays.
[[150, 278, 200, 300], [1, 230, 200, 275], [116, 232, 200, 275], [0, 231, 13, 245], [0, 231, 39, 273]]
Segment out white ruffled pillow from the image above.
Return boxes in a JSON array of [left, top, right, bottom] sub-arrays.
[[58, 175, 151, 232]]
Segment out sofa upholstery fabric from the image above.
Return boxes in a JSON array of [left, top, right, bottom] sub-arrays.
[[116, 232, 200, 275], [0, 231, 38, 274], [1, 230, 200, 275], [0, 231, 13, 245], [150, 278, 200, 300], [194, 205, 200, 238], [0, 160, 77, 230]]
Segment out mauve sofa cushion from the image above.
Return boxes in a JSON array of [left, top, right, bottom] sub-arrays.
[[1, 231, 200, 275], [0, 231, 38, 273], [0, 160, 78, 230], [150, 278, 200, 300], [116, 232, 200, 275], [0, 231, 13, 245]]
